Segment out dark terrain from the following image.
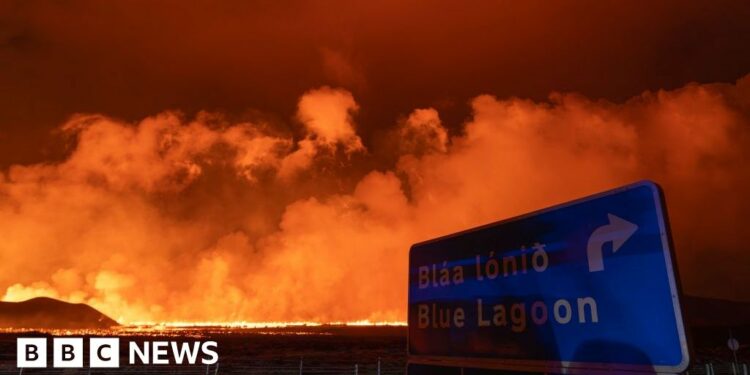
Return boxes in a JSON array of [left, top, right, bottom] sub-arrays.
[[0, 296, 745, 373], [0, 297, 118, 329]]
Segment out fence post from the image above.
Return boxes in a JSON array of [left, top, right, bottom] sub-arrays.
[[214, 363, 219, 375], [377, 357, 381, 375], [355, 364, 358, 375], [299, 357, 303, 375], [206, 364, 210, 375], [743, 363, 748, 375]]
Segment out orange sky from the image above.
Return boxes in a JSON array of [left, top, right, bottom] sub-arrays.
[[1, 1, 750, 323]]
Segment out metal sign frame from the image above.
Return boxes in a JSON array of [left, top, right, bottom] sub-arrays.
[[407, 180, 690, 374]]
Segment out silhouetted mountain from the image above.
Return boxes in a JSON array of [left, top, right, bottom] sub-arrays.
[[0, 297, 118, 329], [683, 295, 750, 328]]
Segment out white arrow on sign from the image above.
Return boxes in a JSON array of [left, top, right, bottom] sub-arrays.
[[587, 214, 638, 272]]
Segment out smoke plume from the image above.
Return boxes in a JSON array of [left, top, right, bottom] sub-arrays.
[[1, 76, 749, 323]]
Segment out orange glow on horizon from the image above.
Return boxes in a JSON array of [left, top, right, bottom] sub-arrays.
[[1, 76, 750, 324], [125, 320, 407, 329], [0, 320, 407, 337]]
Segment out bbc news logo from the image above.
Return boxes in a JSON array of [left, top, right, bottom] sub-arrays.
[[17, 337, 218, 368]]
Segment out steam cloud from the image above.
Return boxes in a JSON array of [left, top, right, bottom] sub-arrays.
[[1, 77, 749, 323]]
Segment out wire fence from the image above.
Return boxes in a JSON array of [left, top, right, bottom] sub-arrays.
[[0, 358, 406, 374], [687, 362, 749, 375], [0, 360, 748, 374]]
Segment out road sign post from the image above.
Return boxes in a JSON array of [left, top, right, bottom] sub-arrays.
[[729, 333, 740, 374], [408, 181, 689, 374]]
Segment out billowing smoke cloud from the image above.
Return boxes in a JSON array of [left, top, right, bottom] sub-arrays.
[[279, 87, 364, 180], [1, 76, 749, 323]]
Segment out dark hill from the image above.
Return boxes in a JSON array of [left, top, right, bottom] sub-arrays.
[[683, 295, 750, 327], [0, 297, 118, 329], [682, 295, 750, 352]]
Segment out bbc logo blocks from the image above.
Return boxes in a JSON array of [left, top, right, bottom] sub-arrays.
[[16, 338, 46, 368], [52, 338, 83, 368], [17, 338, 119, 368], [90, 338, 120, 368], [17, 337, 218, 368]]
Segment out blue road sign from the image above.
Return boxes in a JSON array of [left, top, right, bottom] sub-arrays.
[[408, 181, 689, 374]]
